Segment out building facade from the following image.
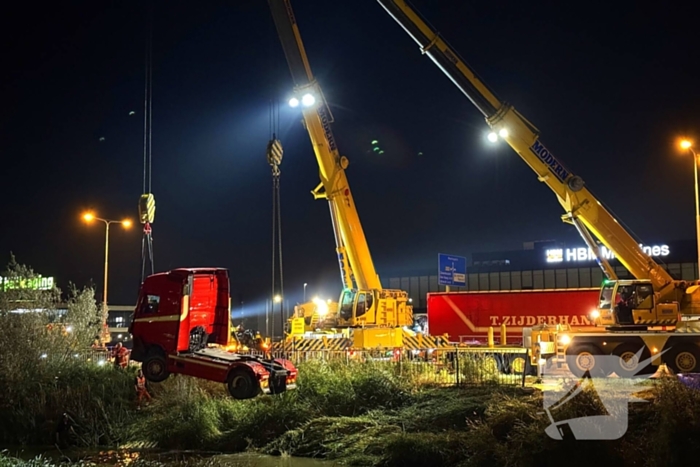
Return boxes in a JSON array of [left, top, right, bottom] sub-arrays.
[[384, 239, 698, 314]]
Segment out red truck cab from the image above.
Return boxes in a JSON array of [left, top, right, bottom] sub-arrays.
[[129, 268, 297, 399]]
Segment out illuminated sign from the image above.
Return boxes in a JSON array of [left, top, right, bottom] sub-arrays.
[[0, 275, 55, 291], [545, 244, 670, 263]]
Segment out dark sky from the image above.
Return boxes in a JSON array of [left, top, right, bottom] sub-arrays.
[[2, 0, 698, 307]]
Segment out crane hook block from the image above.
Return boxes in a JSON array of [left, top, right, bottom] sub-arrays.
[[139, 193, 156, 224], [267, 139, 284, 168]]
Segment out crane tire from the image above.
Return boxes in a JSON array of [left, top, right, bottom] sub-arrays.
[[565, 344, 606, 378], [666, 345, 700, 374], [611, 344, 653, 378]]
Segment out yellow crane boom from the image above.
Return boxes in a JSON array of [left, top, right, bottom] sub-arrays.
[[268, 0, 412, 346], [268, 0, 379, 292], [377, 0, 674, 291]]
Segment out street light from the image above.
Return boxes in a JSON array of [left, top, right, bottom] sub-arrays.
[[82, 212, 132, 311], [680, 139, 700, 278], [303, 283, 307, 302]]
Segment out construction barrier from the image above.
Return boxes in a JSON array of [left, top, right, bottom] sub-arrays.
[[249, 346, 529, 387], [37, 348, 111, 365]]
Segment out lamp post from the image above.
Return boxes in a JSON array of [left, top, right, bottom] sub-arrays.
[[82, 212, 132, 311], [680, 140, 700, 278], [303, 282, 307, 302]]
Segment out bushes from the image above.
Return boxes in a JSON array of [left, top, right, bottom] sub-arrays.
[[8, 352, 700, 467], [294, 360, 414, 416], [131, 377, 223, 450], [0, 360, 136, 446], [132, 359, 416, 453]]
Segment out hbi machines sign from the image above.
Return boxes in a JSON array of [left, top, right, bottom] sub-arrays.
[[541, 349, 668, 440]]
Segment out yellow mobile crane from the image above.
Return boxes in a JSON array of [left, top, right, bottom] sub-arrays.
[[378, 0, 700, 376], [266, 0, 418, 350]]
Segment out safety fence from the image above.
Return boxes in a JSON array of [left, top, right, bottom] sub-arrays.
[[37, 348, 112, 365], [249, 347, 530, 387], [56, 347, 530, 387]]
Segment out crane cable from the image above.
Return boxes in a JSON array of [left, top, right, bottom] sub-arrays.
[[267, 97, 284, 341], [265, 15, 285, 342], [139, 3, 156, 282]]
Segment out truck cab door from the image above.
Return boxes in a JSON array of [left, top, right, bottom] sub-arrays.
[[132, 275, 184, 354]]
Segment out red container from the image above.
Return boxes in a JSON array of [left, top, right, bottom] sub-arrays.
[[427, 289, 600, 345]]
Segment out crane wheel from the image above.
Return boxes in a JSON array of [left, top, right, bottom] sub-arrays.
[[611, 344, 653, 378], [666, 345, 700, 374], [565, 344, 606, 378], [227, 369, 260, 400], [143, 352, 170, 383], [481, 355, 500, 377]]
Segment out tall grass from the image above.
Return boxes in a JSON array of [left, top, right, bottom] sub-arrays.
[[131, 359, 417, 453], [6, 356, 700, 467], [0, 451, 254, 467], [0, 360, 136, 446]]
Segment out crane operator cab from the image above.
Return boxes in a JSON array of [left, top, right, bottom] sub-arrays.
[[337, 288, 413, 348], [339, 289, 375, 323], [593, 279, 678, 329]]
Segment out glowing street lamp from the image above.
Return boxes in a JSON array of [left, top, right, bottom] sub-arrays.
[[82, 212, 132, 311], [679, 139, 700, 278]]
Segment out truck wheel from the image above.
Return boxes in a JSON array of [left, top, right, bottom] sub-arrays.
[[227, 369, 259, 400], [666, 345, 700, 373], [566, 344, 606, 378], [143, 353, 170, 383], [611, 344, 653, 378]]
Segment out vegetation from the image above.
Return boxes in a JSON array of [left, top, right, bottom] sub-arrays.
[[4, 257, 700, 466], [0, 256, 133, 446], [0, 451, 256, 467]]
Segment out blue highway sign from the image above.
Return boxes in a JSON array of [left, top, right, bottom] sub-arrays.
[[438, 253, 467, 287]]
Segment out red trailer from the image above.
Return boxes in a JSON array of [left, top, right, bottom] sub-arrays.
[[427, 288, 600, 345]]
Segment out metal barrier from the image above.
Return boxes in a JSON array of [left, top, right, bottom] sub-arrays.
[[248, 346, 528, 387], [38, 348, 111, 365]]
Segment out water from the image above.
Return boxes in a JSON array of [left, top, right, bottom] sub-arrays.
[[1, 447, 338, 466], [215, 453, 338, 467]]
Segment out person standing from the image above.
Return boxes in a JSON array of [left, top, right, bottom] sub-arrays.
[[112, 342, 129, 369], [135, 369, 152, 410]]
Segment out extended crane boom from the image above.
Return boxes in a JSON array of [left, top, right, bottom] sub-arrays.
[[268, 0, 412, 347], [377, 0, 700, 328], [268, 1, 377, 292]]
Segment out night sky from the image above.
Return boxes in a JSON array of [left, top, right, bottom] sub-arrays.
[[2, 1, 698, 309]]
